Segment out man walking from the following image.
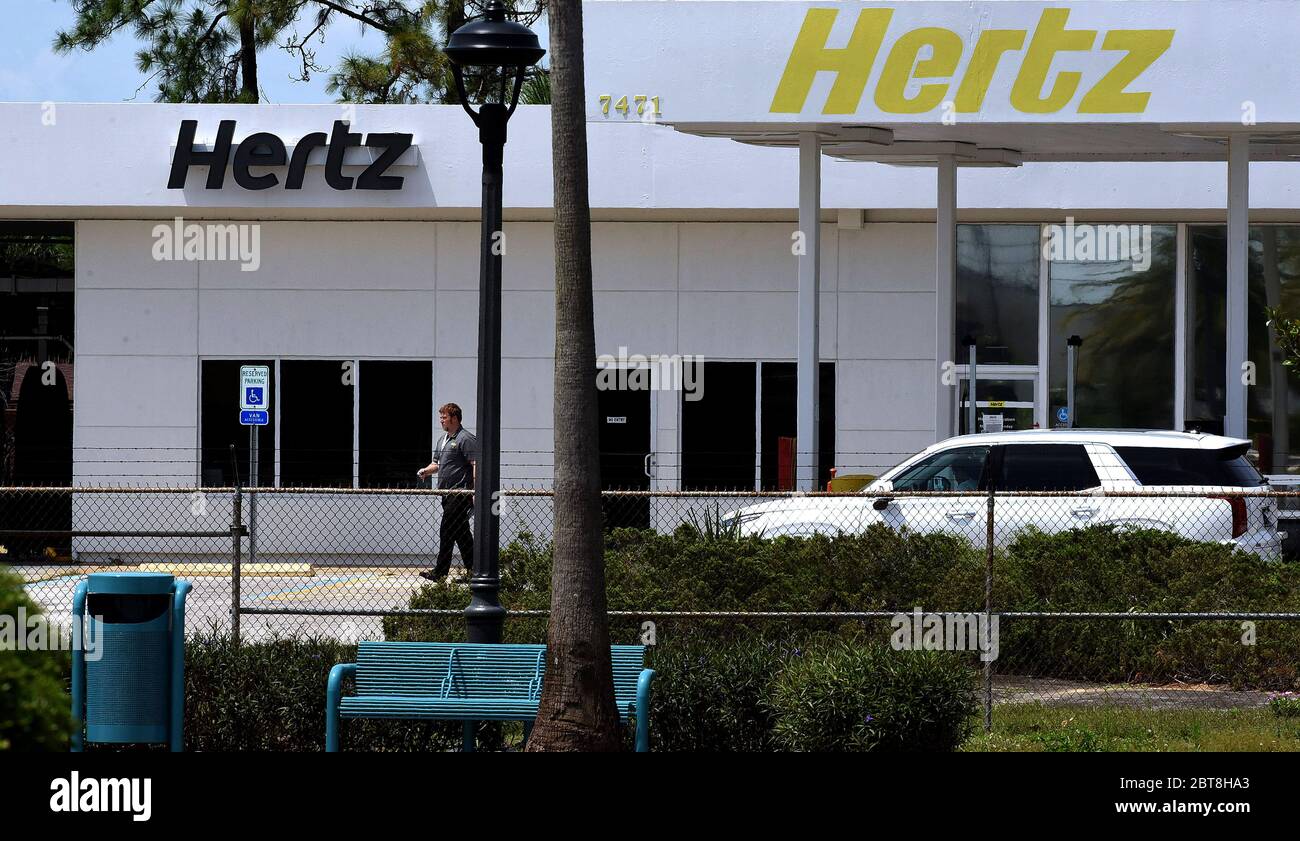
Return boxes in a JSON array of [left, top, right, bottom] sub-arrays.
[[417, 403, 478, 581]]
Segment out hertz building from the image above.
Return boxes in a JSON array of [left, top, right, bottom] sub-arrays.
[[7, 1, 1300, 557]]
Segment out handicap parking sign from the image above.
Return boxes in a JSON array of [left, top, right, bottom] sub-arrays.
[[240, 365, 271, 424], [1056, 406, 1069, 423]]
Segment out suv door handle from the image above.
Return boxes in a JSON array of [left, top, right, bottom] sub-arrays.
[[948, 510, 978, 520], [1071, 506, 1098, 518]]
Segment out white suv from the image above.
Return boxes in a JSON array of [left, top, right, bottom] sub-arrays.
[[730, 430, 1284, 558]]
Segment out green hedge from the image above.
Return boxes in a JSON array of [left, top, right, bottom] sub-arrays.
[[0, 566, 74, 751], [767, 638, 978, 752], [647, 631, 977, 752], [177, 631, 977, 752], [388, 524, 1300, 689], [182, 633, 486, 751], [385, 524, 983, 643]]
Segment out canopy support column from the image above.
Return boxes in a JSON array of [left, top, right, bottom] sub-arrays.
[[936, 154, 957, 441], [797, 132, 821, 491], [1226, 134, 1250, 440]]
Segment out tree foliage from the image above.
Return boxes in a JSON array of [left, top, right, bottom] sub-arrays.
[[54, 1, 547, 104]]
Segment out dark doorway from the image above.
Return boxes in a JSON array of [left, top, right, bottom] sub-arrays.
[[682, 361, 757, 490], [596, 376, 651, 529], [360, 361, 432, 488], [12, 364, 72, 486], [760, 362, 836, 489], [281, 361, 354, 487], [0, 222, 74, 560]]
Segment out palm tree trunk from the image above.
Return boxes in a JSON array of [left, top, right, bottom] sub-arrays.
[[526, 0, 622, 751]]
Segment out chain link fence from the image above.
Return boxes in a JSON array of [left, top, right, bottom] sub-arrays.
[[5, 484, 1300, 725]]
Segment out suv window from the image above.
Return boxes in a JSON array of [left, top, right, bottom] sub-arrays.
[[891, 446, 989, 492], [1115, 445, 1265, 486], [997, 444, 1099, 491]]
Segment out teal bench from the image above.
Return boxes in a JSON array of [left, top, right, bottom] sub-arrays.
[[326, 642, 656, 752]]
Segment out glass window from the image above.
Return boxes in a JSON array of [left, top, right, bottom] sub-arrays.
[[1049, 225, 1176, 429], [891, 446, 989, 492], [280, 360, 353, 487], [958, 378, 1035, 435], [359, 361, 432, 488], [1188, 225, 1300, 473], [0, 222, 74, 487], [200, 360, 275, 487], [956, 225, 1041, 366], [997, 444, 1099, 491], [682, 361, 756, 490], [1115, 445, 1264, 487]]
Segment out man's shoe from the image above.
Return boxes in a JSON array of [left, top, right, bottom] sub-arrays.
[[419, 570, 447, 582]]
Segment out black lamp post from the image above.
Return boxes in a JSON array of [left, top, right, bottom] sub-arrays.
[[445, 1, 545, 644]]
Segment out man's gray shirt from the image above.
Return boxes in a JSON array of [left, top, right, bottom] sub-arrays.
[[433, 428, 478, 490]]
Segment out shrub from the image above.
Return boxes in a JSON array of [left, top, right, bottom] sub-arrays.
[[387, 524, 984, 644], [1268, 693, 1300, 718], [388, 524, 1300, 693], [183, 633, 471, 751], [0, 566, 74, 751], [645, 634, 790, 751], [766, 637, 978, 752]]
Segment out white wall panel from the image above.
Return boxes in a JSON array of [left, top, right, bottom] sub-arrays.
[[837, 292, 936, 360], [434, 357, 477, 428], [503, 290, 556, 357], [592, 223, 677, 290], [197, 289, 435, 357], [75, 289, 198, 356], [76, 222, 198, 290], [74, 355, 197, 428], [200, 222, 434, 290], [839, 225, 936, 293], [435, 290, 478, 357], [837, 360, 935, 432], [594, 290, 677, 356]]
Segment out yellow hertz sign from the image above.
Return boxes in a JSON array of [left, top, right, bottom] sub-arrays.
[[771, 8, 1173, 115]]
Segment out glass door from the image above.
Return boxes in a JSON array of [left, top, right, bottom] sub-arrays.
[[957, 374, 1037, 435]]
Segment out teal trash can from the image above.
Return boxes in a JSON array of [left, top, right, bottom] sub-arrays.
[[71, 573, 191, 751]]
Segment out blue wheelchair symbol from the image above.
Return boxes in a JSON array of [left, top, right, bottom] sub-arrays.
[[246, 387, 264, 406], [1056, 406, 1069, 423]]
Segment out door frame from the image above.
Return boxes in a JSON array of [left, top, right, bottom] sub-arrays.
[[596, 360, 658, 485], [954, 366, 1040, 434]]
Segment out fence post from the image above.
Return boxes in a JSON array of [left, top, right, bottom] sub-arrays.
[[231, 479, 243, 647], [984, 486, 994, 734]]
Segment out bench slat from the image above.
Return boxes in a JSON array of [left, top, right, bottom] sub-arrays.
[[354, 642, 646, 701]]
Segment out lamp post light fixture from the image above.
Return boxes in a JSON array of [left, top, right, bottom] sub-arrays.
[[446, 1, 545, 644]]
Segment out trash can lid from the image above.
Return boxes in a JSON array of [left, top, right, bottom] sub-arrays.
[[86, 572, 175, 596]]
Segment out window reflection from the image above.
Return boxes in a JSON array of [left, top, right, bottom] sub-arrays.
[[956, 225, 1040, 366], [1048, 225, 1176, 429], [1188, 226, 1300, 473]]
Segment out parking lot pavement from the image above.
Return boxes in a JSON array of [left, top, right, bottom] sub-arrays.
[[18, 565, 468, 641]]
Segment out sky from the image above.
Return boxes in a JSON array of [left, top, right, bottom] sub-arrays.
[[0, 0, 437, 103]]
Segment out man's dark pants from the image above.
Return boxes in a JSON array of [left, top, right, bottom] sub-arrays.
[[435, 493, 474, 576]]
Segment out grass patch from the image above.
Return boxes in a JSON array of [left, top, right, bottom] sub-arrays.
[[963, 704, 1300, 752]]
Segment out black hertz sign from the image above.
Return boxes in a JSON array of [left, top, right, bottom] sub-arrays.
[[167, 120, 413, 191]]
